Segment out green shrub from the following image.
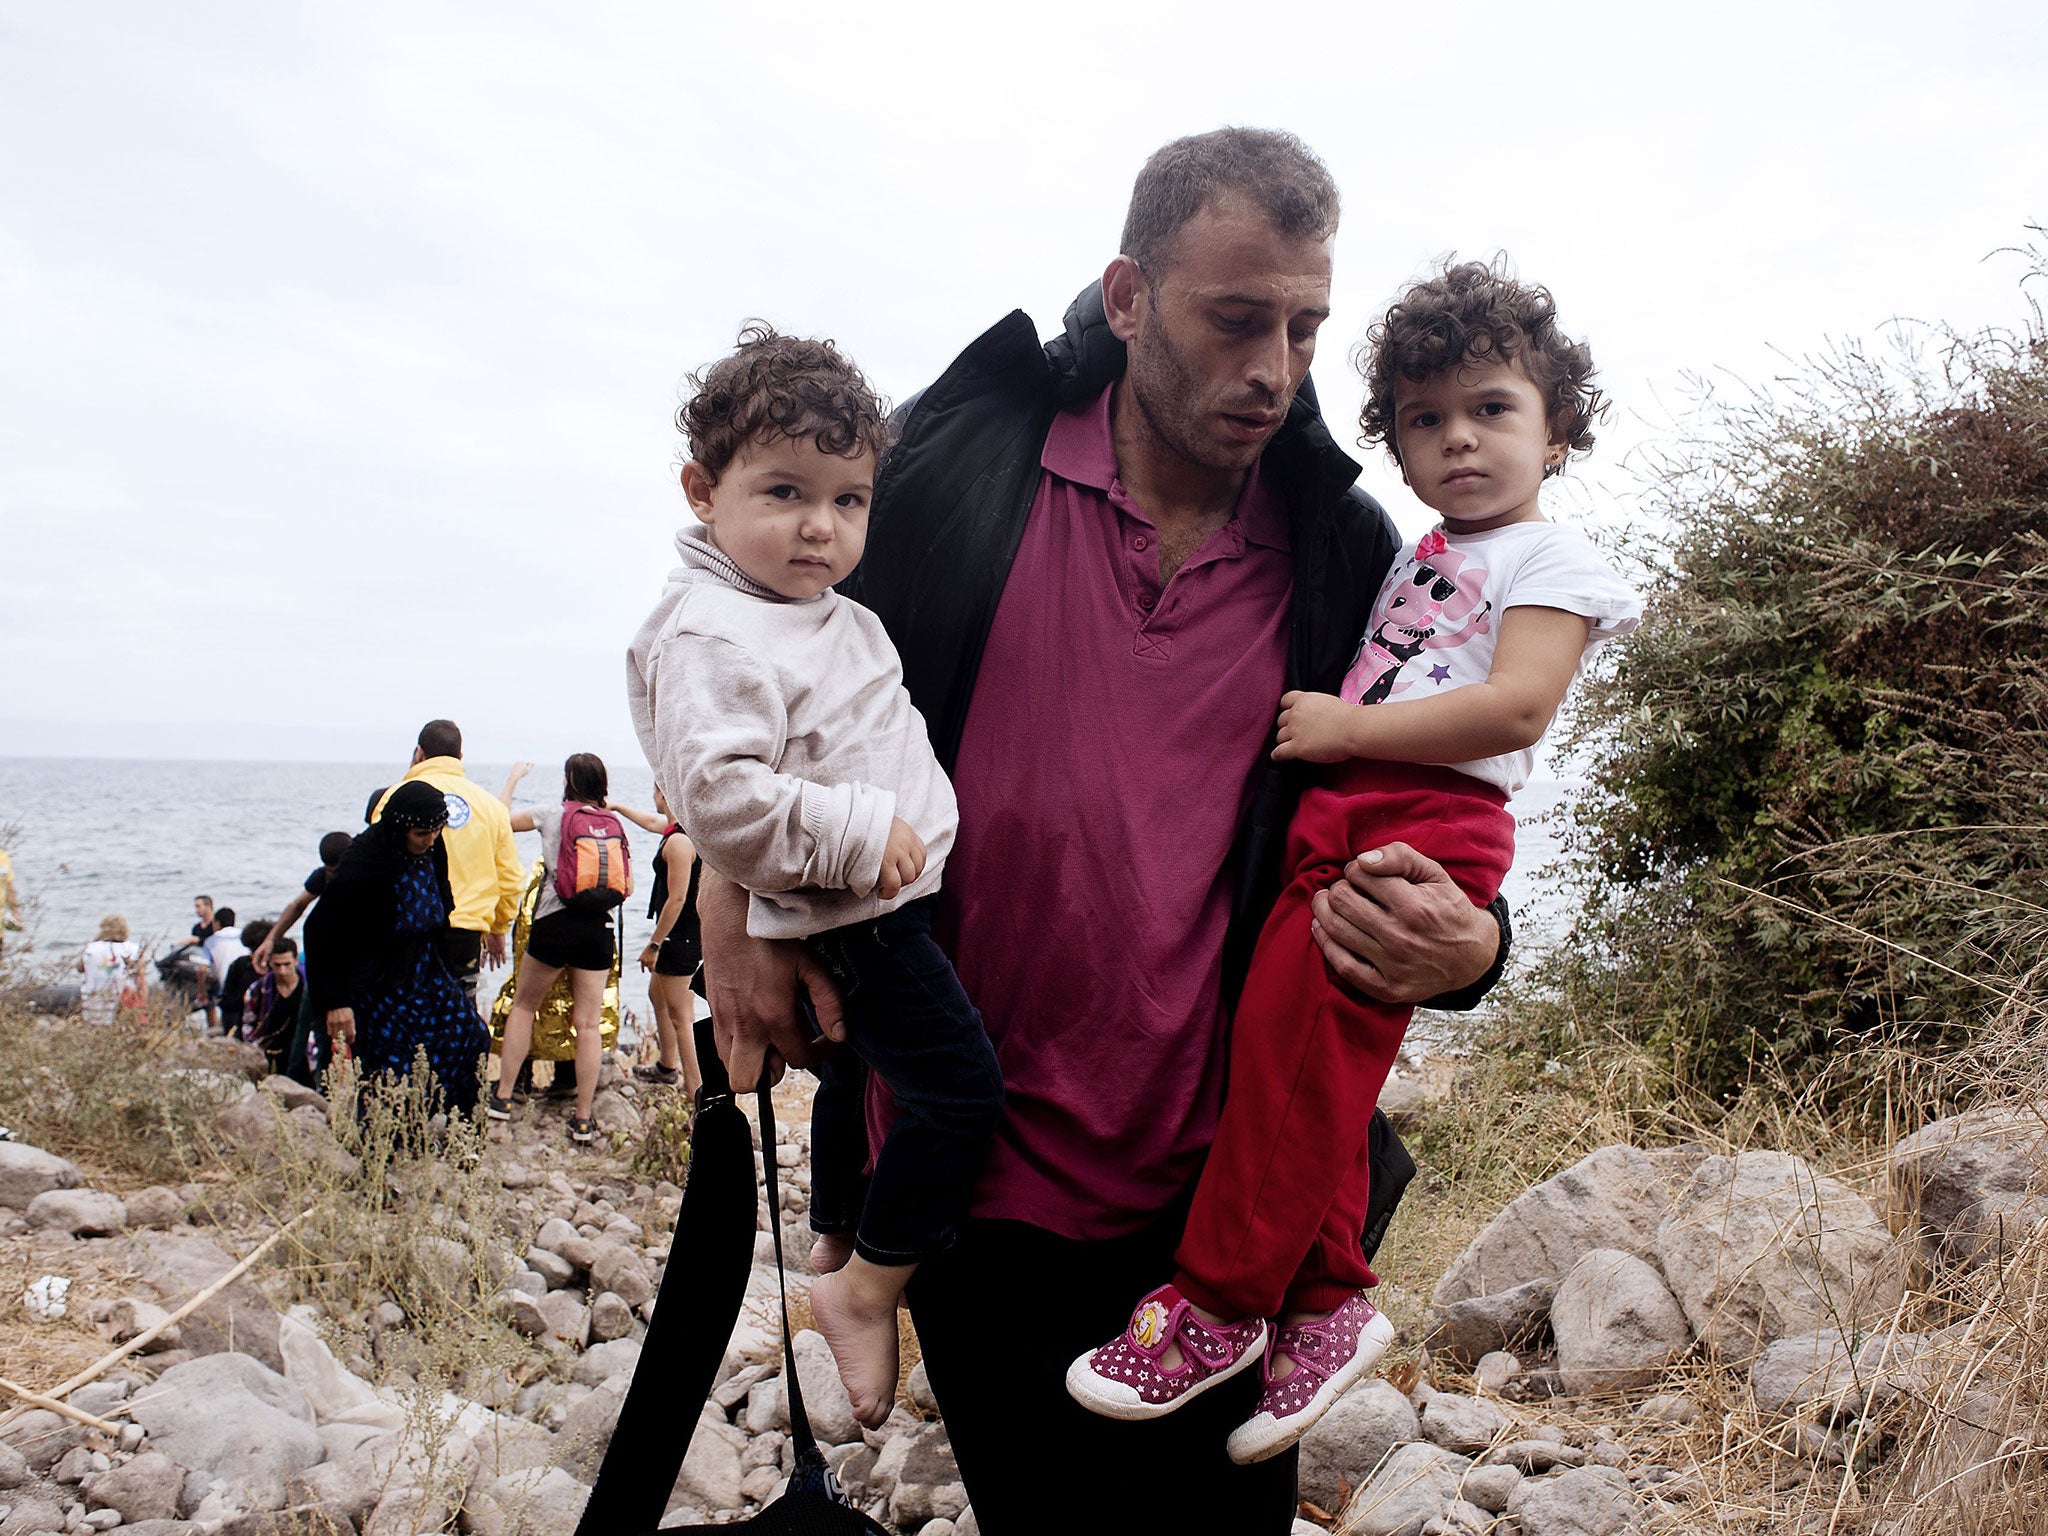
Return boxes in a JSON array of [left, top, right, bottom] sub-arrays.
[[1534, 262, 2048, 1099]]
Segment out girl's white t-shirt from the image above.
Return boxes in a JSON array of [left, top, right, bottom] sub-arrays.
[[80, 939, 139, 995], [1337, 519, 1643, 796]]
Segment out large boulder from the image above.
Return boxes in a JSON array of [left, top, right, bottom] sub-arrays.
[[464, 1466, 591, 1536], [1341, 1442, 1471, 1536], [673, 1410, 746, 1515], [790, 1328, 860, 1447], [1749, 1329, 1858, 1419], [1890, 1105, 2048, 1268], [1550, 1248, 1692, 1395], [1419, 1392, 1512, 1455], [0, 1143, 82, 1208], [131, 1230, 284, 1371], [1653, 1152, 1905, 1362], [1298, 1379, 1418, 1512], [127, 1353, 324, 1511], [1432, 1147, 1678, 1308], [553, 1379, 625, 1481]]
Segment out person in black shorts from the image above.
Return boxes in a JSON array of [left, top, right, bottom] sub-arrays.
[[490, 753, 632, 1142], [615, 788, 703, 1094]]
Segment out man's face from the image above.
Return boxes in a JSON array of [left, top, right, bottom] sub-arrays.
[[269, 952, 299, 986], [683, 435, 876, 601], [193, 897, 213, 922], [1115, 196, 1333, 473]]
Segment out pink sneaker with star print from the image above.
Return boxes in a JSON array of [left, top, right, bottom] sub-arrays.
[[1065, 1283, 1269, 1420], [1225, 1290, 1396, 1464]]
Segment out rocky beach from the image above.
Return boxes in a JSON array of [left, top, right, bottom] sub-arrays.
[[0, 1008, 2038, 1536]]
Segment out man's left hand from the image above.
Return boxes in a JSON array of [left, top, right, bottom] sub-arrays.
[[485, 933, 508, 968], [1312, 842, 1498, 1003]]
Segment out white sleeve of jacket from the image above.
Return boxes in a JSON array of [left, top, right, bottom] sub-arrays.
[[636, 628, 895, 897]]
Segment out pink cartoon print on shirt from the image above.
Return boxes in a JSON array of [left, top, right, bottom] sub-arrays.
[[1340, 530, 1494, 705]]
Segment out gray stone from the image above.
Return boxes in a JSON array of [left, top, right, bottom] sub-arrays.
[[571, 1338, 642, 1388], [26, 1189, 126, 1237], [1506, 1464, 1640, 1534], [86, 1452, 182, 1524], [587, 1292, 634, 1343], [509, 1268, 547, 1298], [674, 1411, 744, 1514], [122, 1187, 185, 1230], [0, 1491, 68, 1536], [1424, 1277, 1558, 1368], [587, 1244, 653, 1311], [791, 1329, 860, 1448], [286, 1458, 380, 1529], [1457, 1461, 1521, 1513], [1474, 1351, 1519, 1395], [533, 1218, 581, 1259], [466, 1466, 590, 1536], [906, 1359, 939, 1417], [1433, 1147, 1678, 1308], [0, 1409, 88, 1472], [1551, 1248, 1692, 1395], [536, 1289, 589, 1346], [1342, 1442, 1471, 1536], [255, 1076, 327, 1115], [1422, 1501, 1493, 1535], [500, 1290, 549, 1337], [1419, 1392, 1512, 1455], [0, 1442, 28, 1487], [1889, 1105, 2048, 1267], [1298, 1379, 1418, 1512], [589, 1091, 640, 1137], [525, 1249, 575, 1290], [554, 1381, 626, 1481], [1652, 1152, 1906, 1363], [107, 1298, 180, 1352], [52, 1443, 95, 1483], [1481, 1440, 1588, 1473], [1749, 1329, 1857, 1418], [130, 1232, 283, 1372], [1948, 1189, 2048, 1270], [0, 1145, 82, 1209], [1634, 1393, 1700, 1426], [126, 1354, 321, 1511]]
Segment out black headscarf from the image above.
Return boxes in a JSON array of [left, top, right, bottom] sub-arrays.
[[307, 780, 456, 1017]]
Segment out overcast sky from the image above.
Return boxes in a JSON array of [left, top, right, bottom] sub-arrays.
[[4, 1, 2044, 765]]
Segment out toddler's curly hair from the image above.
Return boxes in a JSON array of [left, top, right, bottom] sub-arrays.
[[1358, 258, 1603, 474], [678, 322, 890, 480]]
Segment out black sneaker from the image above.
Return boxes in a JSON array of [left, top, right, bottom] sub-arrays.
[[569, 1116, 597, 1145], [634, 1062, 681, 1086], [484, 1095, 513, 1122]]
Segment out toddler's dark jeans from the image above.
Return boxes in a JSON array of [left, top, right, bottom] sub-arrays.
[[805, 897, 1003, 1266]]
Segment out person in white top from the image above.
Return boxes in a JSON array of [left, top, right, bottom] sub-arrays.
[[1070, 260, 1642, 1463], [627, 325, 1003, 1431], [78, 913, 144, 1026]]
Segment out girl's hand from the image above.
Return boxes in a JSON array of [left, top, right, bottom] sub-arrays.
[[639, 942, 660, 974], [1273, 691, 1365, 764]]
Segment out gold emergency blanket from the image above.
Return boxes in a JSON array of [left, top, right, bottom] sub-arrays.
[[487, 860, 620, 1059]]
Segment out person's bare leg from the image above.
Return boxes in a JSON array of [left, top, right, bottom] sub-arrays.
[[570, 967, 606, 1121], [807, 1255, 912, 1428], [497, 962, 562, 1103]]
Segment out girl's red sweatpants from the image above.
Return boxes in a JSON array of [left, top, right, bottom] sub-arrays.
[[1174, 760, 1514, 1320]]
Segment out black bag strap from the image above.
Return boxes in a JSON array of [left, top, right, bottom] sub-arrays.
[[574, 1016, 754, 1536], [575, 1016, 864, 1536]]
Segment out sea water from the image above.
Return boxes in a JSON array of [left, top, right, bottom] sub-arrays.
[[0, 757, 1584, 1037]]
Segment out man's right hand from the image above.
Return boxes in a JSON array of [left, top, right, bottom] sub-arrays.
[[251, 938, 274, 969], [698, 869, 845, 1088]]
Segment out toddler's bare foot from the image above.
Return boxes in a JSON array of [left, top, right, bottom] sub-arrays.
[[810, 1232, 855, 1275], [807, 1258, 910, 1429]]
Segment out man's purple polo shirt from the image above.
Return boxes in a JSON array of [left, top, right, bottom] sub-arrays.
[[937, 381, 1294, 1239]]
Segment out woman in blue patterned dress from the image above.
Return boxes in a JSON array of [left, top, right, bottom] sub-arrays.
[[306, 780, 490, 1114]]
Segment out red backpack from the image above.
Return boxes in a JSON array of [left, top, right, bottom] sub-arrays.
[[554, 802, 631, 912]]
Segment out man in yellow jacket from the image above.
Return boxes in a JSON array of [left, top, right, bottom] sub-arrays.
[[373, 719, 525, 1010]]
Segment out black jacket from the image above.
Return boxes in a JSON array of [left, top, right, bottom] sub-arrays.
[[849, 282, 1509, 1002]]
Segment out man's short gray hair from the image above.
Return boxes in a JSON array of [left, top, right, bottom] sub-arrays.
[[1120, 127, 1340, 276]]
